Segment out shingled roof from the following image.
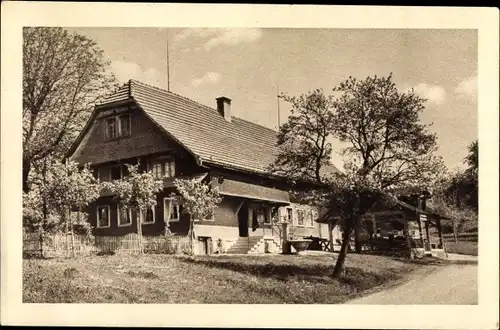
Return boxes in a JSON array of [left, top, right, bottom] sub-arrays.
[[92, 79, 339, 178]]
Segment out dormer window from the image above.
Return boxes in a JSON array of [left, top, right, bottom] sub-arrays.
[[105, 113, 131, 140], [148, 157, 176, 180]]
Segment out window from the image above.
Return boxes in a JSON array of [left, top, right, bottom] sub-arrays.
[[141, 207, 155, 225], [98, 165, 122, 182], [104, 114, 131, 140], [119, 114, 131, 136], [297, 209, 305, 227], [105, 118, 117, 140], [117, 205, 132, 227], [195, 207, 215, 222], [110, 166, 122, 181], [307, 210, 314, 228], [97, 205, 110, 228], [286, 208, 293, 223], [254, 207, 268, 224], [164, 197, 180, 222], [149, 158, 176, 180]]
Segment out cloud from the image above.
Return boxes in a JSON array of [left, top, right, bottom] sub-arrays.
[[408, 83, 447, 105], [455, 74, 477, 99], [111, 60, 163, 86], [191, 72, 221, 87], [175, 28, 263, 51]]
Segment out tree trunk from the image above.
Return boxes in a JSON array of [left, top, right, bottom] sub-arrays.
[[332, 225, 352, 277], [453, 221, 458, 243], [69, 207, 75, 257], [328, 222, 334, 252], [137, 208, 143, 254], [23, 158, 31, 193], [39, 228, 44, 258], [189, 215, 195, 255], [354, 217, 362, 253], [64, 209, 69, 257]]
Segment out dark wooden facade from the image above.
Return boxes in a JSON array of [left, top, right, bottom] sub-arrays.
[[70, 100, 327, 243]]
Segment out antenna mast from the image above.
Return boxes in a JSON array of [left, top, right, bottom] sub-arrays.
[[277, 85, 281, 131], [166, 29, 171, 91]]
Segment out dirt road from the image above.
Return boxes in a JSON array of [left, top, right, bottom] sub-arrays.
[[347, 257, 478, 305]]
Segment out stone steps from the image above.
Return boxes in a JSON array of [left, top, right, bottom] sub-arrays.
[[227, 236, 281, 254]]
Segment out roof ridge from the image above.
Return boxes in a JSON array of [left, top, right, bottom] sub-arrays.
[[130, 79, 219, 113], [129, 79, 279, 135]]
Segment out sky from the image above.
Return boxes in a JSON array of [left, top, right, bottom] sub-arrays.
[[70, 28, 478, 171]]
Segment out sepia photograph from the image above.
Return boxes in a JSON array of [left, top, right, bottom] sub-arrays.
[[2, 2, 499, 329]]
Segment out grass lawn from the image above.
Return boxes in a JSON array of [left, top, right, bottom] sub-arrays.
[[23, 253, 459, 304], [445, 242, 478, 256]]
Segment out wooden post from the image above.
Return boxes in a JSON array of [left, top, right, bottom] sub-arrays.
[[402, 213, 414, 259], [424, 220, 431, 251], [417, 216, 425, 248]]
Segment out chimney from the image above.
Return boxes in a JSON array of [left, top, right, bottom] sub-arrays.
[[216, 96, 232, 122]]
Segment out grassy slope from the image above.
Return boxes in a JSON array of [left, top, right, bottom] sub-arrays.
[[23, 253, 458, 304]]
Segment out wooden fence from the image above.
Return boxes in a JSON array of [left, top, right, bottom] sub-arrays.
[[23, 232, 191, 258], [442, 232, 478, 243]]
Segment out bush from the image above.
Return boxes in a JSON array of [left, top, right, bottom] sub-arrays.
[[445, 242, 478, 256]]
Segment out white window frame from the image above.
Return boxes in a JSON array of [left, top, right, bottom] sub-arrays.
[[96, 205, 111, 228], [105, 117, 117, 140], [105, 113, 132, 140], [297, 209, 305, 227], [118, 113, 132, 137], [149, 157, 176, 180], [117, 205, 133, 227], [163, 197, 180, 222], [140, 206, 156, 225], [254, 206, 267, 224], [307, 210, 315, 228]]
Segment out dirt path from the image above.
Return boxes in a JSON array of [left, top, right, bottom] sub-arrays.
[[347, 259, 478, 305]]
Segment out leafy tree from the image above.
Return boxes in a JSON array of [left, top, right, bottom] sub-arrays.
[[450, 140, 478, 211], [430, 140, 479, 233], [332, 74, 444, 191], [43, 160, 100, 256], [273, 74, 444, 276], [271, 89, 337, 184], [23, 159, 100, 257], [102, 164, 163, 254], [23, 27, 117, 192], [174, 178, 222, 255]]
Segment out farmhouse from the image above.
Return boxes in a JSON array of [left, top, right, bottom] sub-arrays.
[[66, 80, 341, 254]]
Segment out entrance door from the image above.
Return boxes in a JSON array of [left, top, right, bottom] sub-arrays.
[[238, 204, 249, 237]]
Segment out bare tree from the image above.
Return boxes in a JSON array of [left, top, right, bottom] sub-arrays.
[[23, 27, 117, 192]]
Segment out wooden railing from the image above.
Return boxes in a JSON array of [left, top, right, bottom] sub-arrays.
[[442, 232, 478, 243]]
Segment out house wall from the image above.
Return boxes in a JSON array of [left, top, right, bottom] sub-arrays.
[[70, 104, 176, 165]]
